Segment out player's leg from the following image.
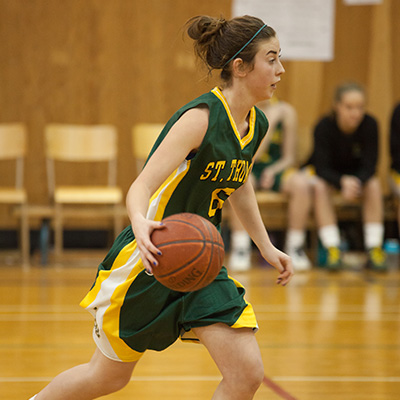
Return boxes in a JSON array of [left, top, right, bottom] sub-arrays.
[[314, 177, 338, 229], [193, 323, 264, 400], [281, 170, 312, 270], [34, 348, 138, 400], [362, 176, 384, 224], [313, 177, 342, 268], [362, 176, 387, 269], [389, 170, 400, 243], [227, 174, 257, 271]]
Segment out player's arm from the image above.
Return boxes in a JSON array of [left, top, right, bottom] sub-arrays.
[[270, 102, 297, 173], [228, 178, 293, 285], [261, 102, 297, 174], [390, 105, 400, 163], [313, 122, 342, 188], [126, 106, 209, 272], [357, 118, 378, 184]]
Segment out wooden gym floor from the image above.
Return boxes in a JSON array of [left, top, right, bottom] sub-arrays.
[[0, 250, 399, 400]]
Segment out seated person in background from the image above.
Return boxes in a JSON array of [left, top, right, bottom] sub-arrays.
[[389, 102, 400, 232], [306, 81, 387, 271], [229, 98, 313, 272]]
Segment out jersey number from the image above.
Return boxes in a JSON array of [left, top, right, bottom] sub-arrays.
[[208, 188, 235, 217]]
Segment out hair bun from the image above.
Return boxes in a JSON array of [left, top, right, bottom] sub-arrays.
[[186, 15, 274, 81], [186, 16, 226, 40]]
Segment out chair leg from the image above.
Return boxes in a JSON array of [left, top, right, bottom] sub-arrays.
[[54, 203, 63, 258], [20, 203, 30, 269], [39, 218, 51, 266]]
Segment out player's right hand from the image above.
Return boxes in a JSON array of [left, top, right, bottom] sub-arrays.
[[131, 214, 165, 274]]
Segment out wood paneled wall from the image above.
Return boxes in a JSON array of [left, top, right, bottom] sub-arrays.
[[0, 0, 399, 227]]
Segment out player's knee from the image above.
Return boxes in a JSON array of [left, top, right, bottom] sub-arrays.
[[245, 357, 265, 390], [90, 367, 132, 395], [228, 354, 264, 393], [314, 177, 329, 195], [291, 174, 312, 195], [109, 372, 132, 392], [364, 176, 381, 193], [97, 374, 131, 395]]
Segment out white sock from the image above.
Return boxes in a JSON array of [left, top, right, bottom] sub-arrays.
[[285, 229, 306, 251], [319, 225, 341, 248], [29, 396, 37, 400], [364, 222, 384, 249], [231, 230, 251, 252]]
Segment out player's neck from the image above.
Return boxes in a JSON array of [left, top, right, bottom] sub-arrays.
[[220, 87, 253, 133]]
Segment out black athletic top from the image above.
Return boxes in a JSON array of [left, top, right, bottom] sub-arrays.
[[390, 103, 400, 173], [308, 113, 378, 189]]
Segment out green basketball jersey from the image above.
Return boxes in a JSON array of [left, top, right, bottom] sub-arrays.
[[256, 120, 283, 166], [251, 119, 284, 191], [145, 87, 269, 227], [80, 87, 268, 362]]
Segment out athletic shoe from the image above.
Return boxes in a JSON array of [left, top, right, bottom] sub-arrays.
[[229, 248, 251, 271], [366, 247, 388, 272], [326, 246, 342, 271], [286, 247, 312, 271]]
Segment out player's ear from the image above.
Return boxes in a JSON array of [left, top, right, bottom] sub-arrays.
[[231, 58, 248, 78]]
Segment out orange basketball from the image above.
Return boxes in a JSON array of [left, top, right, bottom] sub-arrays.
[[150, 213, 225, 292]]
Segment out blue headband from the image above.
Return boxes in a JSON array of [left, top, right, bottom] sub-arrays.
[[223, 24, 267, 68]]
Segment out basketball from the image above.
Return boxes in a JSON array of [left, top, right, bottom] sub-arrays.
[[150, 213, 225, 292]]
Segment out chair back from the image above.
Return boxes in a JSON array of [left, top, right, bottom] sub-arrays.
[[45, 124, 118, 197], [0, 123, 27, 189], [132, 123, 164, 172], [46, 124, 117, 162], [0, 123, 26, 159]]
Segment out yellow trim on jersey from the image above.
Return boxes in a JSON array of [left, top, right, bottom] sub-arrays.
[[179, 273, 258, 344], [80, 240, 138, 309], [102, 254, 146, 361], [229, 275, 258, 329], [231, 303, 258, 328], [148, 159, 191, 222], [281, 167, 297, 185], [391, 169, 400, 185], [211, 87, 256, 149], [80, 240, 146, 361], [303, 165, 316, 177]]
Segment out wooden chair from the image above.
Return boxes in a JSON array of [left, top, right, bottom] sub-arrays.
[[131, 123, 164, 174], [0, 123, 29, 266], [45, 124, 124, 257]]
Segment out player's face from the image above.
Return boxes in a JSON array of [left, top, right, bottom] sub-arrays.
[[335, 90, 366, 133], [246, 37, 285, 102]]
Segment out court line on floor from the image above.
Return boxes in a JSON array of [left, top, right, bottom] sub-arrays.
[[263, 375, 299, 400], [2, 375, 400, 383], [1, 313, 398, 322], [1, 304, 399, 312], [274, 376, 400, 382]]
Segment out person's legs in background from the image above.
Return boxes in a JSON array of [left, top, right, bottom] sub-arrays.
[[228, 170, 314, 272], [281, 170, 313, 271], [228, 206, 253, 271], [227, 175, 256, 271], [362, 176, 387, 271], [390, 170, 400, 238], [313, 177, 343, 270]]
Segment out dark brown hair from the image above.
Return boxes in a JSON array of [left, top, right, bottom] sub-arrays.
[[186, 15, 276, 83], [334, 81, 366, 103]]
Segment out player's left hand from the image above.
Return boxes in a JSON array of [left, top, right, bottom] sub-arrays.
[[261, 246, 294, 286]]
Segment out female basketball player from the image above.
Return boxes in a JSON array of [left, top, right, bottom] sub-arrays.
[[30, 15, 293, 400]]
